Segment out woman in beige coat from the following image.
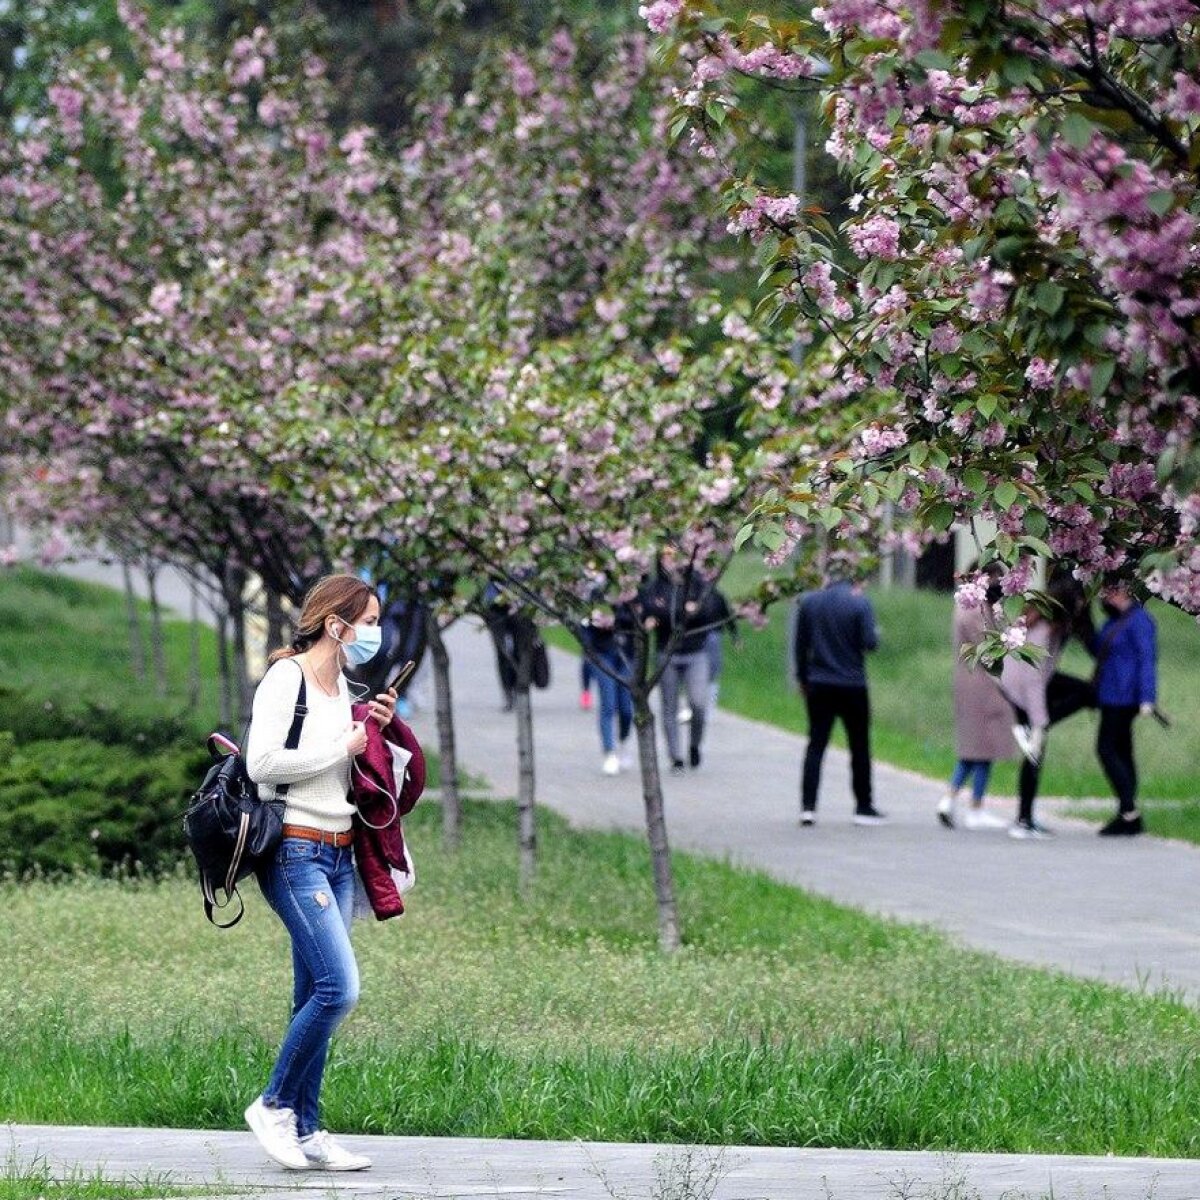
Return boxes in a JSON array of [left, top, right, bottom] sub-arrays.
[[939, 593, 1016, 830]]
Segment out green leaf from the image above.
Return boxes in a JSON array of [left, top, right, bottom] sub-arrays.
[[1061, 110, 1095, 150], [1090, 358, 1116, 398], [927, 501, 955, 532], [963, 467, 987, 494], [994, 481, 1019, 510], [1002, 55, 1035, 87], [1147, 190, 1175, 217], [1034, 281, 1065, 315], [734, 524, 754, 551]]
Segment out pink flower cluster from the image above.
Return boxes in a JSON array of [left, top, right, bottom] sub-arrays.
[[638, 0, 685, 35], [847, 214, 902, 261]]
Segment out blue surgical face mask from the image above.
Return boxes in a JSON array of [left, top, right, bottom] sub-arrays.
[[335, 621, 382, 666]]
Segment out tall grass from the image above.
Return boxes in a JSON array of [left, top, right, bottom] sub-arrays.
[[5, 800, 1200, 1156]]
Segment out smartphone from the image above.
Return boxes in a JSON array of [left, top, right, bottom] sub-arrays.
[[385, 659, 417, 694]]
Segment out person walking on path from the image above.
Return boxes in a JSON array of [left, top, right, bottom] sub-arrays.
[[581, 604, 635, 775], [1089, 577, 1158, 837], [642, 554, 733, 774], [793, 564, 885, 826], [999, 574, 1095, 840], [939, 569, 1015, 831], [244, 573, 396, 1173]]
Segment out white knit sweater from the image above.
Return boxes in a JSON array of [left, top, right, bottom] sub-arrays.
[[245, 657, 356, 833]]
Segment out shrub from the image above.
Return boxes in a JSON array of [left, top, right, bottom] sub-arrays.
[[0, 686, 199, 752], [0, 735, 208, 876]]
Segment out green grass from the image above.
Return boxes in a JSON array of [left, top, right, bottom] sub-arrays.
[[0, 565, 222, 736], [5, 797, 1200, 1156], [0, 1158, 218, 1200]]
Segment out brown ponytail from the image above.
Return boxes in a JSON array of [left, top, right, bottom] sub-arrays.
[[267, 574, 378, 665]]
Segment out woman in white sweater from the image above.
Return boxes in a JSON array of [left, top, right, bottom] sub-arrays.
[[243, 573, 395, 1172]]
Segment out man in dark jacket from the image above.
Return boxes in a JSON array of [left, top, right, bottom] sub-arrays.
[[642, 555, 734, 773], [1090, 577, 1158, 837], [793, 564, 884, 825]]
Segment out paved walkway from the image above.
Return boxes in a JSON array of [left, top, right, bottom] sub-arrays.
[[6, 1122, 1200, 1199], [412, 621, 1200, 1001]]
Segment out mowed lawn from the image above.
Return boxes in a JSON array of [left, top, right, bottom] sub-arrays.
[[6, 798, 1200, 1156]]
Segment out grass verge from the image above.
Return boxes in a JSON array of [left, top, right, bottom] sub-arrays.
[[4, 798, 1200, 1157]]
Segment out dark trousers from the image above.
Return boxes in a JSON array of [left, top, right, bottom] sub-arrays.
[[1014, 672, 1095, 823], [1097, 705, 1139, 815], [802, 683, 872, 813]]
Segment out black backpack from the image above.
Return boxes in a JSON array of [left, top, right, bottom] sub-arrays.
[[183, 670, 307, 927]]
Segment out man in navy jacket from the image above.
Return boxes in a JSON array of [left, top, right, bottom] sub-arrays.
[[793, 564, 884, 826], [1090, 577, 1158, 837]]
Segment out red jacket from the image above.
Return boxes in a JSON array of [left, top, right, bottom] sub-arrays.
[[349, 707, 425, 920]]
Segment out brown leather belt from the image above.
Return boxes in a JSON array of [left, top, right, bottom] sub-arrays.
[[282, 824, 353, 848]]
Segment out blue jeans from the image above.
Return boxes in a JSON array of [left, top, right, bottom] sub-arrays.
[[258, 837, 359, 1138], [595, 646, 633, 753]]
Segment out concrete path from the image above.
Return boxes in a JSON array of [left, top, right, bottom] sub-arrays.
[[6, 1122, 1199, 1199], [411, 621, 1200, 1001]]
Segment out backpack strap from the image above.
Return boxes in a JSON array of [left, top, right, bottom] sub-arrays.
[[274, 662, 309, 802]]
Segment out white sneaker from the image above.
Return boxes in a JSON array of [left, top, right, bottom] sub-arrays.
[[299, 1129, 372, 1172], [962, 808, 1009, 831], [618, 742, 635, 771], [937, 794, 956, 829], [800, 810, 816, 826], [245, 1096, 308, 1171], [602, 752, 620, 776], [1012, 723, 1045, 764], [1009, 819, 1054, 840]]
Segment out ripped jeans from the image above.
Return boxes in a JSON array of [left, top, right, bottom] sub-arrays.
[[258, 837, 359, 1138]]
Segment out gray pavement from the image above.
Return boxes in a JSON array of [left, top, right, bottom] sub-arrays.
[[6, 1122, 1200, 1199], [413, 620, 1200, 1001]]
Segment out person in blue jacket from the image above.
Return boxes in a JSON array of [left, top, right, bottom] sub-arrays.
[[1089, 577, 1158, 837]]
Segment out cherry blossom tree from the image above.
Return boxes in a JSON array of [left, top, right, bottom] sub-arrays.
[[648, 0, 1200, 629]]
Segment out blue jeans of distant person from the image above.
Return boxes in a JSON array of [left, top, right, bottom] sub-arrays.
[[259, 837, 359, 1139], [595, 646, 633, 753]]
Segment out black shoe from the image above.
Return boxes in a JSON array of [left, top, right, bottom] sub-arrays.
[[1099, 813, 1144, 836], [853, 807, 888, 826], [689, 745, 701, 768], [670, 759, 685, 775]]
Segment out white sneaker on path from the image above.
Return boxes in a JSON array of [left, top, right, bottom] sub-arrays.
[[299, 1129, 372, 1172], [245, 1096, 308, 1171], [602, 752, 620, 776]]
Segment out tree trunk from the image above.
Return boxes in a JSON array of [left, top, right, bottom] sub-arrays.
[[216, 607, 234, 730], [224, 565, 251, 722], [632, 691, 681, 953], [266, 586, 286, 656], [628, 627, 681, 952], [512, 615, 538, 896], [187, 579, 201, 711], [514, 680, 537, 897], [426, 612, 461, 852], [122, 558, 146, 681], [145, 560, 167, 696]]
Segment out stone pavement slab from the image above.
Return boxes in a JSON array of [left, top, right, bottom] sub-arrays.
[[6, 1123, 1199, 1200], [411, 621, 1200, 1002]]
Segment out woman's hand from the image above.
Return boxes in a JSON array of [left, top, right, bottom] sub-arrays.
[[344, 720, 369, 757], [366, 687, 398, 730]]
